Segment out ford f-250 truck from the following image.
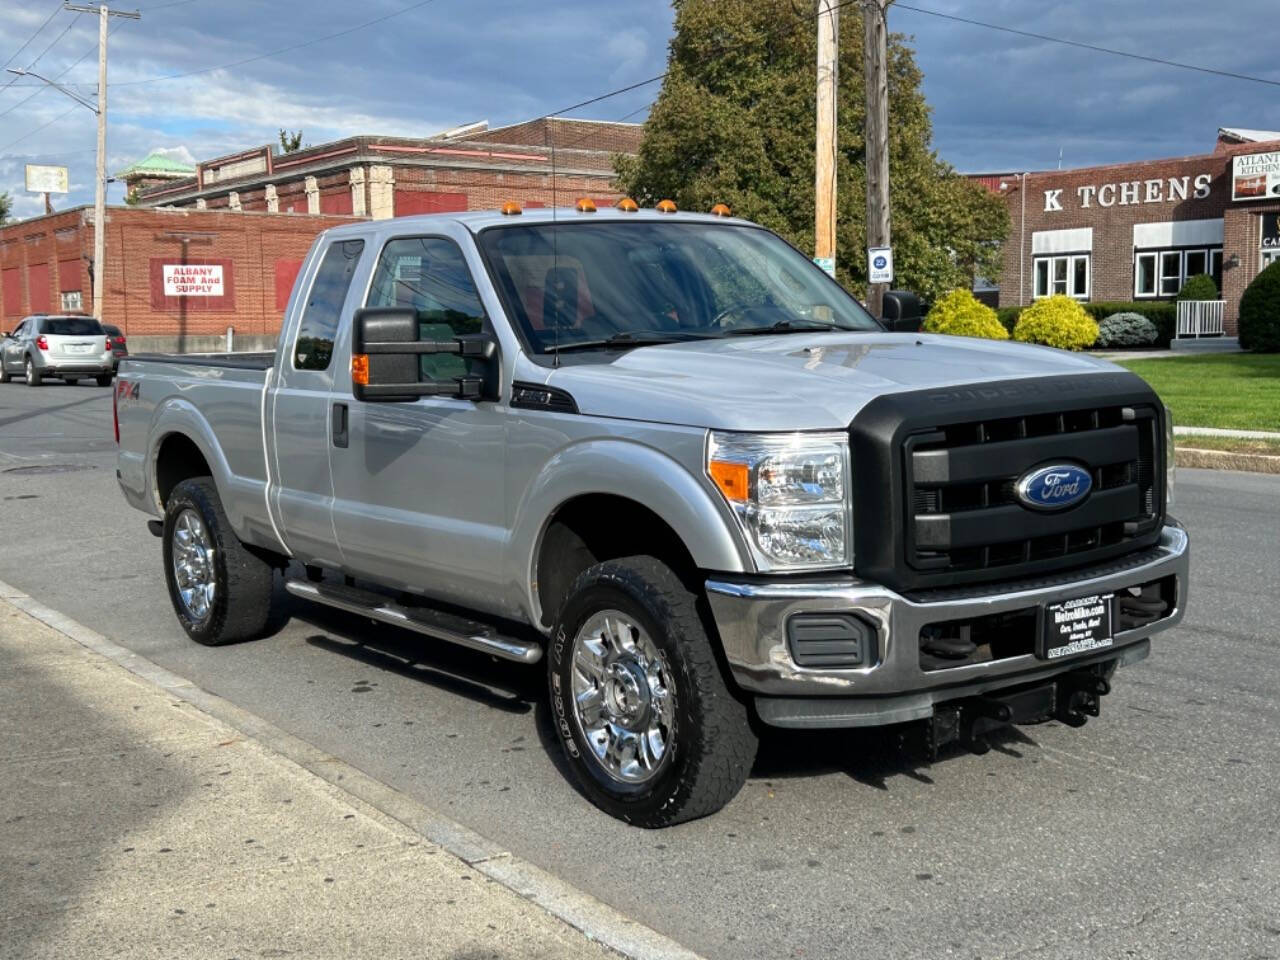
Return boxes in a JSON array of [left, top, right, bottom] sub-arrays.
[[116, 203, 1189, 827]]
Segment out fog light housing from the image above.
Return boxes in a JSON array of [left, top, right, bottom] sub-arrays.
[[786, 614, 877, 669]]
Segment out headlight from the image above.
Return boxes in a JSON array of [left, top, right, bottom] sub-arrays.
[[1164, 403, 1175, 508], [707, 431, 850, 571]]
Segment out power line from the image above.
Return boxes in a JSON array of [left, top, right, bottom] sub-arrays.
[[895, 3, 1280, 89], [0, 103, 80, 154], [1, 2, 63, 71], [0, 7, 81, 98]]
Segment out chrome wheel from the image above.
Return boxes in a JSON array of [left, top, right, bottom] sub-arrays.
[[171, 508, 216, 622], [570, 610, 675, 785], [25, 359, 37, 385]]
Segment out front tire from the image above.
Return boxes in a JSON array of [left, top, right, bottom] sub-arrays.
[[548, 555, 757, 827], [162, 477, 275, 645], [0, 361, 9, 384], [25, 358, 41, 387]]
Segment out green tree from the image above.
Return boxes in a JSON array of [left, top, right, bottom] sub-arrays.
[[614, 0, 1008, 301], [279, 129, 304, 153], [0, 190, 11, 224]]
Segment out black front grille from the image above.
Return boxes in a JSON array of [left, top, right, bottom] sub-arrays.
[[849, 372, 1168, 593], [906, 404, 1160, 576]]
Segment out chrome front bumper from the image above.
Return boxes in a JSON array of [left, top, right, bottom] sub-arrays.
[[705, 522, 1189, 727]]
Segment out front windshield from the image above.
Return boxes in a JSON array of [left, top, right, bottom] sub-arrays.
[[477, 221, 879, 354]]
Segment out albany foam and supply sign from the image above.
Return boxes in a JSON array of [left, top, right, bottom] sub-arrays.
[[163, 263, 224, 296], [149, 259, 236, 311], [1232, 150, 1280, 202]]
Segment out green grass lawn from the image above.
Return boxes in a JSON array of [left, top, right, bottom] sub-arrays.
[[1117, 354, 1280, 432]]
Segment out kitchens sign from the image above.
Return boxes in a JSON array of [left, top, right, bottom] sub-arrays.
[[1044, 174, 1212, 213], [162, 263, 224, 297]]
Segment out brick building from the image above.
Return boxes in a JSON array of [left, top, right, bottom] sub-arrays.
[[137, 117, 641, 219], [0, 205, 357, 351], [1, 117, 641, 351], [979, 129, 1280, 335]]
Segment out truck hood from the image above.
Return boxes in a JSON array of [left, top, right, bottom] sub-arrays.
[[544, 332, 1123, 431]]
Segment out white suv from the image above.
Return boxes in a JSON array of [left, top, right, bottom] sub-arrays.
[[0, 315, 113, 386]]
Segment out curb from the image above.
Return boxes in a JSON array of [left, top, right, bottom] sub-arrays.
[[0, 579, 705, 960], [1176, 447, 1280, 475]]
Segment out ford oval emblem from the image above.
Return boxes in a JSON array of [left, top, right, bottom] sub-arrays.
[[1016, 463, 1092, 511]]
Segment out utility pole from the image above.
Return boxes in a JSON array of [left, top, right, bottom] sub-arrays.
[[862, 0, 890, 318], [64, 3, 140, 321], [813, 0, 838, 280]]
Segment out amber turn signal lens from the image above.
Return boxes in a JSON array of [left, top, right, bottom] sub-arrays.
[[656, 199, 678, 214], [575, 197, 597, 213], [351, 353, 369, 386], [616, 197, 639, 212], [710, 203, 731, 217], [500, 201, 522, 216], [709, 460, 749, 503]]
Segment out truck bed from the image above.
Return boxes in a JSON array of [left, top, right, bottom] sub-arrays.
[[128, 351, 275, 370]]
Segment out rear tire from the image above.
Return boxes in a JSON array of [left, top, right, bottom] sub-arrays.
[[65, 378, 80, 385], [96, 373, 112, 387], [548, 555, 757, 827], [25, 358, 41, 387], [162, 477, 275, 645]]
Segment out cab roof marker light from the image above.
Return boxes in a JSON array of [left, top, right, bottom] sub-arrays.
[[710, 203, 732, 217], [500, 201, 522, 216], [656, 199, 678, 214], [575, 197, 597, 213], [616, 197, 639, 212]]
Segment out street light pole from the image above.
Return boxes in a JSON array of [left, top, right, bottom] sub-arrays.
[[64, 3, 139, 320]]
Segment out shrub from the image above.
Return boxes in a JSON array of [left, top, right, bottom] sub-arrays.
[[1013, 295, 1099, 350], [1083, 301, 1175, 347], [1239, 259, 1280, 352], [922, 288, 1009, 340], [1096, 312, 1159, 348], [995, 306, 1022, 334], [1177, 272, 1219, 303]]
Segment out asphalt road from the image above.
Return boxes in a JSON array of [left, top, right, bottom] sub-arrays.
[[2, 381, 1277, 960]]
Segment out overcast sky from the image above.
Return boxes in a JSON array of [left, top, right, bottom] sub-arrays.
[[1, 0, 1278, 219]]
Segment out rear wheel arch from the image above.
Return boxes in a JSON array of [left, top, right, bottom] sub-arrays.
[[154, 432, 214, 507]]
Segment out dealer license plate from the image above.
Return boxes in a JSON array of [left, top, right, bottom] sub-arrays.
[[1039, 593, 1114, 660]]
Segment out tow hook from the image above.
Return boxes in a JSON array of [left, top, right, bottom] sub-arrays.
[[1055, 673, 1110, 728], [905, 664, 1115, 760]]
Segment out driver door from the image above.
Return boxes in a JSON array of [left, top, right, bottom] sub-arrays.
[[329, 229, 506, 615]]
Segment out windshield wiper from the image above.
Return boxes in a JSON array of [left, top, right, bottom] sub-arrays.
[[722, 319, 840, 336], [544, 331, 713, 354]]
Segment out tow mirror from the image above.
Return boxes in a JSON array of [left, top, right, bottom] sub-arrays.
[[880, 290, 923, 333], [351, 307, 496, 403]]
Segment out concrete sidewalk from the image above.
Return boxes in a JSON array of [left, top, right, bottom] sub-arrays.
[[0, 598, 621, 960]]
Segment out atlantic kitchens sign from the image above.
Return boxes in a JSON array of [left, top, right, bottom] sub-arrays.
[[1044, 173, 1213, 213], [1232, 151, 1280, 202]]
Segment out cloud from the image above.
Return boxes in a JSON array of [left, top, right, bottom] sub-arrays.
[[3, 0, 1279, 220]]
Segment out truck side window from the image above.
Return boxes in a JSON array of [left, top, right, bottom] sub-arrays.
[[366, 236, 485, 381], [294, 239, 365, 371]]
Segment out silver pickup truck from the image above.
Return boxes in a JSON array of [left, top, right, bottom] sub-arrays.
[[116, 205, 1189, 826]]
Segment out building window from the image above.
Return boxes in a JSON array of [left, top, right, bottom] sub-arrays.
[[1033, 254, 1089, 299], [60, 291, 82, 312], [1134, 246, 1222, 298]]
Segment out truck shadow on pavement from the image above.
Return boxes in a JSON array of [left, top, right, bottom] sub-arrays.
[[278, 590, 1049, 801]]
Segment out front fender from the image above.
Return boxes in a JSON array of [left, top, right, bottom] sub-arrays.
[[507, 437, 751, 628]]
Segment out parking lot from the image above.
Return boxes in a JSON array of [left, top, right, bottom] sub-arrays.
[[2, 381, 1278, 960]]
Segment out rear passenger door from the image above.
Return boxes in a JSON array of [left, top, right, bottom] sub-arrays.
[[270, 236, 368, 566], [328, 230, 506, 614]]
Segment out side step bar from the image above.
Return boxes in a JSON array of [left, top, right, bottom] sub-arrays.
[[283, 579, 543, 664]]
